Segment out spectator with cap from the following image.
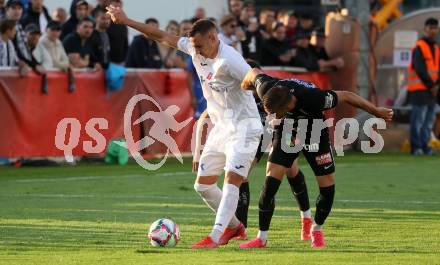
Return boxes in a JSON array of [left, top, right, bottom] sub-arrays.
[[63, 17, 97, 69], [298, 12, 315, 34], [291, 29, 319, 70], [125, 18, 162, 68], [258, 8, 276, 40], [261, 22, 293, 66], [33, 20, 69, 70], [0, 19, 19, 67], [407, 17, 440, 155], [6, 0, 45, 74], [310, 26, 344, 70], [106, 0, 128, 64], [219, 14, 243, 54], [52, 7, 67, 24], [24, 23, 41, 52], [61, 0, 89, 40], [20, 0, 51, 32], [89, 7, 111, 69]]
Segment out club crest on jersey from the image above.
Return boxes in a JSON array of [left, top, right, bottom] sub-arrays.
[[207, 72, 213, 80]]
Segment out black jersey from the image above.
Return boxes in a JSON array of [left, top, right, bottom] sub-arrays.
[[255, 74, 338, 120]]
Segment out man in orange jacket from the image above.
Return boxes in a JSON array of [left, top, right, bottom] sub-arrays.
[[407, 18, 439, 155]]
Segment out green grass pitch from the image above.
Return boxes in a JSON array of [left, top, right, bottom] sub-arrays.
[[0, 153, 439, 265]]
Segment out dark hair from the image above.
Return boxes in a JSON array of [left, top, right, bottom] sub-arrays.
[[77, 17, 94, 26], [189, 19, 217, 37], [94, 7, 107, 18], [0, 19, 16, 34], [425, 17, 439, 27], [180, 19, 192, 25], [262, 84, 292, 114], [272, 22, 284, 32], [145, 18, 159, 25], [47, 21, 62, 31]]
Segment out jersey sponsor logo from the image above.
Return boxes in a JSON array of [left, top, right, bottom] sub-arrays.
[[315, 152, 332, 165], [288, 78, 317, 89], [324, 93, 334, 109], [304, 143, 319, 152]]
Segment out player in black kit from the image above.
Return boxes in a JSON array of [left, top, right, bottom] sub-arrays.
[[239, 68, 393, 249]]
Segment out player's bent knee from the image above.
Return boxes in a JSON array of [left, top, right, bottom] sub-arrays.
[[194, 182, 215, 193], [316, 173, 335, 187], [195, 175, 218, 185], [266, 162, 287, 181], [224, 171, 245, 187]]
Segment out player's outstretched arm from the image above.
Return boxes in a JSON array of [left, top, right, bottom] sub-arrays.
[[335, 91, 394, 122], [106, 5, 179, 48], [241, 68, 264, 90]]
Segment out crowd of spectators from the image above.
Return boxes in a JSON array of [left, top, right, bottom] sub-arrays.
[[0, 0, 344, 73]]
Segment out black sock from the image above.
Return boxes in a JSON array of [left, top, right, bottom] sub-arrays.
[[287, 170, 310, 212], [235, 181, 250, 227], [314, 185, 335, 225], [259, 176, 282, 231]]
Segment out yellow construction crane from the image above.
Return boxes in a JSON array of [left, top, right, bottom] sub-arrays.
[[373, 0, 403, 30]]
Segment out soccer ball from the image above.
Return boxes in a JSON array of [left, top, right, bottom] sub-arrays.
[[147, 218, 180, 247]]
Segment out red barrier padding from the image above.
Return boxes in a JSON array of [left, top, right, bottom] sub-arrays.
[[0, 69, 332, 158]]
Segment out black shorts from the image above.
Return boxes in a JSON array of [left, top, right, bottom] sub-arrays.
[[268, 124, 335, 176]]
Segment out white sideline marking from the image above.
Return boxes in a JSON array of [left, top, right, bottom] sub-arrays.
[[0, 193, 438, 205], [10, 172, 189, 183]]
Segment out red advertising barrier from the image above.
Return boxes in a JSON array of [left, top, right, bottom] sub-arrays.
[[0, 69, 332, 158]]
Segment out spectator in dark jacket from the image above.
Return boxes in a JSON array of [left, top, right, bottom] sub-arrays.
[[63, 17, 96, 68], [309, 27, 344, 70], [6, 0, 44, 74], [106, 0, 128, 64], [125, 18, 162, 68], [60, 0, 89, 41], [239, 0, 262, 61], [89, 8, 111, 68], [20, 0, 51, 32], [291, 29, 319, 71], [261, 22, 293, 66]]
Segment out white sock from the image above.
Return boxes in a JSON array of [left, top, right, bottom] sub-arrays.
[[257, 230, 268, 242], [194, 183, 222, 213], [312, 220, 322, 231], [300, 209, 312, 219], [194, 182, 240, 229], [211, 184, 240, 243]]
